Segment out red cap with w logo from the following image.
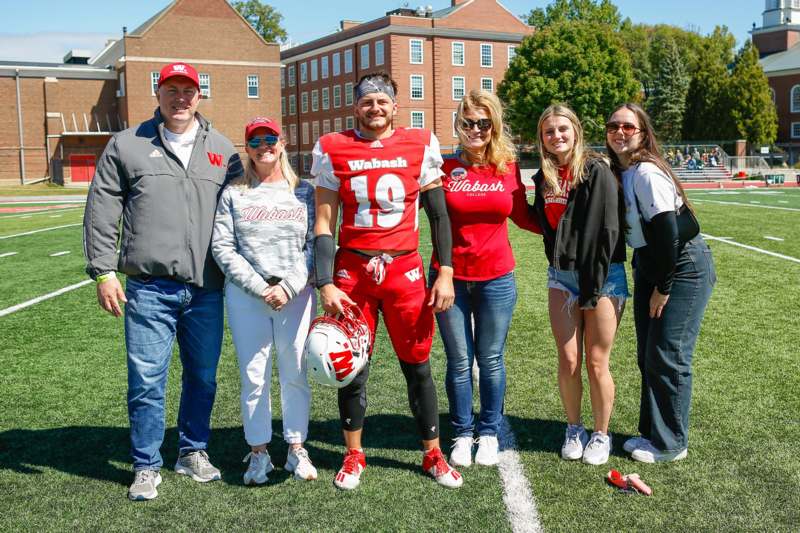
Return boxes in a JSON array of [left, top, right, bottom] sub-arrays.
[[158, 62, 200, 89]]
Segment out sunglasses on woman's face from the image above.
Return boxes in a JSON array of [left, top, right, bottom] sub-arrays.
[[462, 118, 492, 132], [247, 135, 280, 148], [605, 122, 640, 135]]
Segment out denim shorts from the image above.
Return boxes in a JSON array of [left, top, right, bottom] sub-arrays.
[[547, 262, 629, 308]]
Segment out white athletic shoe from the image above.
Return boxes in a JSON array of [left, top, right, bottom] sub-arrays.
[[623, 436, 648, 454], [561, 424, 589, 460], [334, 449, 366, 490], [475, 435, 499, 466], [128, 469, 162, 501], [424, 447, 463, 488], [285, 447, 318, 481], [174, 450, 221, 482], [630, 441, 688, 463], [582, 432, 611, 465], [242, 450, 274, 486], [449, 436, 474, 467]]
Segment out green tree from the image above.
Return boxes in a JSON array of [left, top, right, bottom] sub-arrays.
[[498, 21, 639, 142], [682, 34, 736, 141], [727, 40, 778, 148], [646, 36, 690, 142], [232, 0, 287, 43], [526, 0, 622, 29]]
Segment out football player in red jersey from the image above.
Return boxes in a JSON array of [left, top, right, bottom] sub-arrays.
[[311, 72, 462, 490]]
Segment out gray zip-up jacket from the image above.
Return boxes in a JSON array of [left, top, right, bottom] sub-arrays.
[[83, 109, 243, 289]]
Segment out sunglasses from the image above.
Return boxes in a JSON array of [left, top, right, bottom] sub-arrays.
[[461, 118, 492, 132], [605, 122, 640, 135], [247, 135, 280, 148]]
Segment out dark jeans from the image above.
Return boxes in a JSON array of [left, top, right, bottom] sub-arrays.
[[633, 236, 716, 452]]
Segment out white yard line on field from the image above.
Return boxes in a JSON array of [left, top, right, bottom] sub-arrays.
[[49, 251, 71, 257], [0, 252, 18, 258], [691, 200, 800, 212], [0, 199, 86, 205], [49, 215, 62, 218], [0, 223, 81, 240], [0, 280, 93, 318], [0, 207, 83, 219], [764, 236, 785, 242], [498, 417, 544, 533], [703, 233, 800, 264]]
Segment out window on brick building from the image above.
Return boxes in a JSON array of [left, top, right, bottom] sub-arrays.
[[361, 44, 370, 70], [290, 124, 297, 145], [312, 121, 320, 143], [300, 62, 307, 83], [410, 111, 424, 129], [333, 52, 341, 76], [247, 75, 259, 98], [280, 69, 285, 89], [410, 75, 424, 100], [323, 119, 331, 135], [508, 45, 517, 66], [346, 116, 354, 129], [452, 76, 465, 100], [322, 87, 330, 110], [410, 39, 423, 64], [333, 85, 342, 108], [481, 77, 494, 93], [302, 122, 309, 145], [480, 44, 493, 67], [791, 85, 800, 112], [770, 87, 776, 104], [311, 59, 318, 82], [345, 49, 353, 73], [792, 122, 800, 138], [289, 94, 296, 115], [375, 40, 384, 66], [452, 111, 458, 138], [199, 73, 211, 98], [281, 96, 286, 116], [312, 90, 319, 112], [303, 154, 312, 173], [301, 92, 308, 113], [345, 82, 354, 106], [118, 72, 126, 97], [452, 42, 464, 66], [321, 56, 329, 79], [288, 65, 295, 86], [335, 117, 343, 131], [150, 72, 160, 96]]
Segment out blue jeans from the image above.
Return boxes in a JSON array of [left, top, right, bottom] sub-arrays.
[[633, 236, 715, 452], [431, 270, 517, 437], [124, 276, 224, 471]]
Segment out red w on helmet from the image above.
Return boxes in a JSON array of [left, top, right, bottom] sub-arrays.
[[304, 302, 372, 388]]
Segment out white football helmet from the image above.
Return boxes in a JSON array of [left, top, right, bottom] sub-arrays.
[[304, 302, 372, 388]]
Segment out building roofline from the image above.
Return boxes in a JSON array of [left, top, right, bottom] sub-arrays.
[[129, 1, 175, 36], [0, 63, 116, 79]]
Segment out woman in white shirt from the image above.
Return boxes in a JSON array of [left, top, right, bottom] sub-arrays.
[[605, 103, 716, 463], [212, 117, 317, 484]]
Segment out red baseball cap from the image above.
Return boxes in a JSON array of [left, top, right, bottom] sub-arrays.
[[158, 62, 200, 89], [245, 117, 282, 140]]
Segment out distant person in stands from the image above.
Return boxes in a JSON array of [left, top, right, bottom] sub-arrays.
[[432, 90, 541, 468], [606, 103, 715, 463], [531, 104, 628, 466]]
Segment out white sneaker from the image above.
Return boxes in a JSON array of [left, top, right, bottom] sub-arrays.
[[334, 449, 366, 490], [285, 447, 318, 481], [623, 436, 648, 454], [582, 432, 611, 465], [449, 436, 474, 467], [174, 450, 221, 482], [423, 447, 463, 489], [631, 441, 688, 463], [128, 469, 162, 501], [242, 450, 274, 486], [561, 424, 589, 460], [475, 435, 499, 466]]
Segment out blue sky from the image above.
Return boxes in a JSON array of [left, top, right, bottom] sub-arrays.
[[0, 0, 763, 62]]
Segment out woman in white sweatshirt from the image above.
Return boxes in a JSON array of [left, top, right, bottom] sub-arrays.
[[212, 117, 317, 485]]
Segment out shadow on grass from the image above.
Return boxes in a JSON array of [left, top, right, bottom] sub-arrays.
[[0, 413, 475, 486]]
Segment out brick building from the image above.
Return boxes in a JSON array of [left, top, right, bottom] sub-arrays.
[[0, 0, 281, 185], [279, 0, 532, 175]]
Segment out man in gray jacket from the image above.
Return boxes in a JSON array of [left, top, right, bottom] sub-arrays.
[[83, 62, 242, 501]]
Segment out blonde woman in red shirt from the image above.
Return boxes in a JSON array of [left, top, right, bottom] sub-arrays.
[[430, 90, 540, 467]]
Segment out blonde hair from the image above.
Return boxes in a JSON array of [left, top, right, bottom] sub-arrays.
[[233, 137, 299, 191], [536, 104, 598, 195], [454, 89, 516, 174]]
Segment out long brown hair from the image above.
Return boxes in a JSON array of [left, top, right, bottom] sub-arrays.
[[605, 103, 691, 210], [454, 89, 516, 174], [536, 104, 600, 195]]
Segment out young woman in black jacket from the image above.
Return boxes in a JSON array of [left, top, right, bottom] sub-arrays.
[[606, 103, 715, 463], [532, 104, 628, 465]]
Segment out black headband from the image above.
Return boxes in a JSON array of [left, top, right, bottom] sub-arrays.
[[354, 76, 396, 102]]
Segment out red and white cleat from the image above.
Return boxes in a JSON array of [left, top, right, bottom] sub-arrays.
[[423, 447, 463, 488], [334, 448, 366, 490]]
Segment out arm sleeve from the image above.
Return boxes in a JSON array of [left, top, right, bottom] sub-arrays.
[[278, 183, 316, 299], [421, 185, 453, 267], [211, 189, 269, 297], [508, 164, 542, 234], [578, 164, 621, 309], [314, 233, 336, 288], [83, 136, 126, 279], [311, 140, 339, 191], [419, 132, 445, 188], [645, 211, 680, 295]]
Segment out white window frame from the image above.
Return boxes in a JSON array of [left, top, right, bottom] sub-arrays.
[[334, 117, 342, 131], [321, 56, 329, 79], [410, 75, 424, 100], [301, 92, 308, 114], [791, 85, 800, 112], [150, 72, 160, 96], [280, 69, 285, 89], [289, 94, 296, 115], [792, 122, 800, 138], [333, 52, 341, 76], [452, 42, 465, 66], [481, 77, 494, 93], [303, 154, 312, 172], [310, 58, 318, 82], [345, 82, 354, 106], [323, 119, 331, 135], [199, 73, 211, 98], [300, 62, 308, 84], [480, 43, 493, 68], [360, 44, 370, 70], [345, 116, 355, 129], [247, 74, 259, 98], [410, 38, 424, 64], [302, 122, 309, 145], [288, 65, 295, 87], [311, 89, 319, 112], [410, 111, 424, 129], [452, 111, 458, 138], [375, 40, 385, 66], [508, 45, 517, 66], [344, 49, 353, 74], [452, 76, 465, 100], [281, 96, 286, 116], [118, 72, 126, 97], [312, 121, 320, 142], [290, 123, 297, 145], [333, 85, 342, 108], [322, 87, 330, 110]]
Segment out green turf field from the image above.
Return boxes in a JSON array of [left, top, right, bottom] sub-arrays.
[[0, 189, 798, 532]]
